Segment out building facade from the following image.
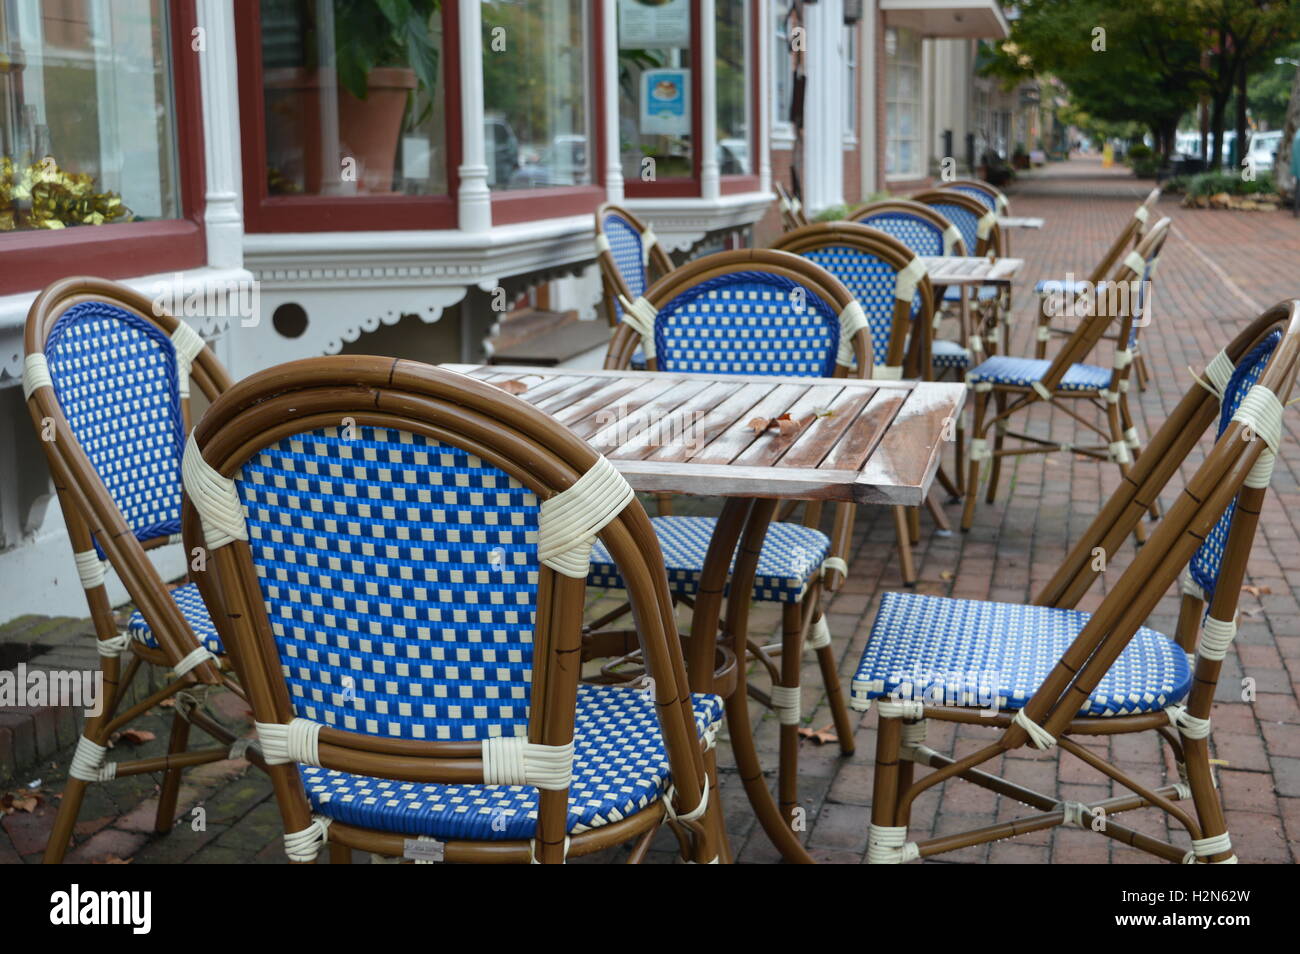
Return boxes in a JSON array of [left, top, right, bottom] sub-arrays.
[[0, 0, 1016, 614]]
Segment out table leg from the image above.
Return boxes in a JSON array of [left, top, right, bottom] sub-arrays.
[[691, 496, 816, 864]]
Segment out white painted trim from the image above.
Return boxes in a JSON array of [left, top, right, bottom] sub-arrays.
[[457, 0, 492, 232], [758, 0, 772, 192], [602, 0, 623, 203], [699, 0, 720, 199], [622, 191, 773, 253], [861, 10, 876, 193], [803, 0, 845, 214], [196, 0, 244, 269]]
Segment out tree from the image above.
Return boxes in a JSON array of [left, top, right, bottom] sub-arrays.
[[981, 0, 1203, 159], [1278, 64, 1300, 197]]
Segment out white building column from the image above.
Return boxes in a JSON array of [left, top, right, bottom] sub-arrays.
[[196, 0, 244, 268], [758, 0, 772, 194], [457, 0, 492, 232], [803, 0, 844, 213], [699, 0, 720, 199], [860, 6, 876, 194], [602, 0, 624, 202]]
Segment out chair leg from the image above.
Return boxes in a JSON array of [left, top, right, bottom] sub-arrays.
[[907, 506, 921, 545], [961, 389, 989, 531], [777, 603, 804, 830], [1134, 352, 1150, 391], [1181, 737, 1235, 863], [155, 710, 192, 833], [808, 610, 855, 757], [42, 777, 87, 864], [1107, 400, 1147, 545], [984, 395, 1008, 505], [892, 507, 917, 586], [866, 713, 910, 864], [1033, 295, 1050, 360], [330, 843, 353, 864], [954, 416, 966, 498], [924, 489, 951, 535]]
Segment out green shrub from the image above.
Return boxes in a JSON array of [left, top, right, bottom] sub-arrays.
[[1130, 155, 1161, 178], [813, 204, 851, 222], [1182, 170, 1276, 197], [1126, 143, 1153, 161]]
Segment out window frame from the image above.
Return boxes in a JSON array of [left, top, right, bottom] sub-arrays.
[[0, 0, 207, 296], [843, 22, 857, 148], [718, 0, 760, 195], [487, 0, 607, 224], [622, 0, 703, 199], [770, 0, 794, 149], [885, 26, 923, 181]]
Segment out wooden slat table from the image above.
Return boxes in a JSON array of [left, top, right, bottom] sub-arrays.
[[919, 256, 1023, 287], [446, 363, 965, 863]]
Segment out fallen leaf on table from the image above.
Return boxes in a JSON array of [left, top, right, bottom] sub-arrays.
[[94, 855, 133, 864], [494, 379, 528, 395], [747, 416, 771, 433], [1241, 584, 1271, 598], [797, 723, 839, 745], [775, 413, 806, 438], [940, 570, 954, 581]]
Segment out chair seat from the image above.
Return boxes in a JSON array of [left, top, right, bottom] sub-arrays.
[[966, 355, 1112, 391], [128, 581, 224, 655], [931, 339, 971, 369], [943, 284, 1001, 302], [851, 592, 1192, 717], [299, 684, 725, 840], [1034, 278, 1087, 296], [588, 515, 830, 603]]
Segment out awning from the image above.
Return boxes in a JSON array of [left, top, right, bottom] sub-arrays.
[[880, 0, 1010, 39]]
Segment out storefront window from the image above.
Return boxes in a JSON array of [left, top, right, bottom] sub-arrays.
[[716, 0, 750, 175], [617, 0, 693, 182], [259, 0, 447, 197], [0, 0, 179, 233], [481, 0, 590, 192], [885, 27, 922, 178]]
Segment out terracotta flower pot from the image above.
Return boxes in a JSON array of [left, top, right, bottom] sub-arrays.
[[264, 67, 417, 195]]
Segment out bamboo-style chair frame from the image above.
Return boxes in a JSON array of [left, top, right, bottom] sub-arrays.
[[594, 202, 675, 328], [22, 276, 267, 864], [1034, 187, 1163, 391], [601, 248, 868, 828], [862, 301, 1300, 864], [184, 356, 722, 863], [774, 181, 810, 232], [769, 221, 954, 580], [961, 219, 1173, 537]]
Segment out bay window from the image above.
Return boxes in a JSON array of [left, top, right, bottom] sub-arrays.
[[0, 0, 205, 294], [716, 0, 750, 176]]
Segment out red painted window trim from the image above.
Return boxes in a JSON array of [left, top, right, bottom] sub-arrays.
[[235, 1, 460, 233], [624, 0, 703, 199], [0, 0, 207, 296], [719, 0, 763, 195], [487, 0, 607, 223]]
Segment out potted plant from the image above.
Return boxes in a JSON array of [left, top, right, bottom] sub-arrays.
[[263, 0, 440, 195], [1012, 142, 1030, 170]]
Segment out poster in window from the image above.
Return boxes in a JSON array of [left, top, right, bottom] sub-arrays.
[[641, 68, 690, 135], [618, 0, 690, 49]]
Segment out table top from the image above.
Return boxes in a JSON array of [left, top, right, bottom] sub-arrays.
[[997, 216, 1045, 229], [919, 256, 1024, 286], [444, 364, 966, 507]]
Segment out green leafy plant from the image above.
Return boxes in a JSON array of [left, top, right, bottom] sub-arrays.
[[814, 204, 851, 222], [1181, 170, 1277, 197], [333, 0, 441, 102]]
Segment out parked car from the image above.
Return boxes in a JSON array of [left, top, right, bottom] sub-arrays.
[[510, 135, 588, 188], [484, 113, 521, 188], [1246, 130, 1283, 172]]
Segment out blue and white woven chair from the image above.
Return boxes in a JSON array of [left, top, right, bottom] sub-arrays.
[[183, 356, 724, 863], [22, 276, 259, 864], [847, 198, 977, 381], [1034, 188, 1162, 393], [594, 202, 675, 329], [911, 188, 1009, 354], [599, 248, 870, 828], [939, 177, 1009, 217], [770, 221, 959, 551], [854, 301, 1300, 864], [960, 219, 1173, 536]]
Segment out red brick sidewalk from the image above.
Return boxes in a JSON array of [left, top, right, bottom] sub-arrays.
[[2, 157, 1297, 864]]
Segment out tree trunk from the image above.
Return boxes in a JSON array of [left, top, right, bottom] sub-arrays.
[[1209, 92, 1228, 171], [1235, 62, 1249, 174], [1278, 65, 1300, 199]]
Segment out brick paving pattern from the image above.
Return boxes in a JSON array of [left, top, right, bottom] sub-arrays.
[[2, 158, 1298, 863]]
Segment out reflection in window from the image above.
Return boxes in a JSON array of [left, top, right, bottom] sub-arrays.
[[618, 0, 692, 182], [482, 0, 590, 192], [260, 0, 446, 196], [716, 0, 749, 175], [885, 27, 922, 178], [0, 0, 178, 232]]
